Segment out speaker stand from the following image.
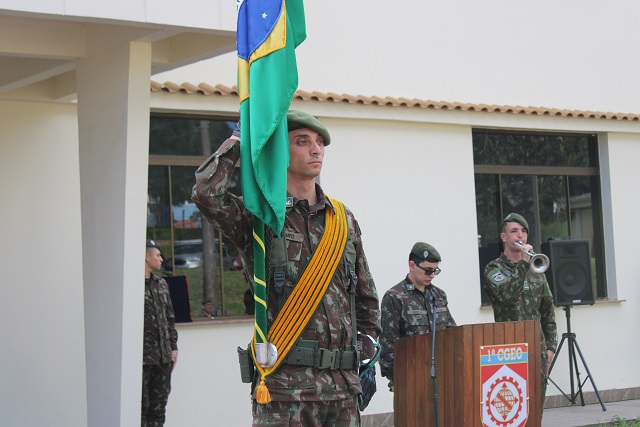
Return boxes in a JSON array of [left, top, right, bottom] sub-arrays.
[[547, 306, 606, 411]]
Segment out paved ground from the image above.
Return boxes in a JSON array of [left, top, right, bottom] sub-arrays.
[[542, 399, 640, 426]]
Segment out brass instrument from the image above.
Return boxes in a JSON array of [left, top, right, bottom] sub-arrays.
[[514, 241, 550, 274]]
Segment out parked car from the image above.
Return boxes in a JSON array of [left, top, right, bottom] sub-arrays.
[[163, 239, 236, 270]]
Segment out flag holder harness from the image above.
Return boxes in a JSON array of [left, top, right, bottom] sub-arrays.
[[250, 197, 353, 404]]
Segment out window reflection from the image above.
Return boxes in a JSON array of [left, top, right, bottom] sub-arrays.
[[473, 131, 605, 303], [147, 117, 250, 321]]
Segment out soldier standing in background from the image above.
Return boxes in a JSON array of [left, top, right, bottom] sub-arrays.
[[192, 111, 381, 426], [379, 242, 456, 392], [143, 241, 179, 427], [483, 213, 557, 411]]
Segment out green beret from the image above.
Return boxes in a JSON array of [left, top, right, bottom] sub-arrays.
[[286, 110, 331, 146], [410, 242, 441, 263], [503, 212, 529, 232]]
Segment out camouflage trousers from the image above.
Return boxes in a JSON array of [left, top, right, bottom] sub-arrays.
[[142, 363, 173, 427], [252, 396, 360, 427]]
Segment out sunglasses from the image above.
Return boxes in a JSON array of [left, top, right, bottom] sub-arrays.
[[415, 264, 441, 276]]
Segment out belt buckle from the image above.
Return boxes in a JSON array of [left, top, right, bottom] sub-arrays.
[[319, 349, 339, 369]]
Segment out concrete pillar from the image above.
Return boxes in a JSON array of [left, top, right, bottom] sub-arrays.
[[76, 36, 151, 427]]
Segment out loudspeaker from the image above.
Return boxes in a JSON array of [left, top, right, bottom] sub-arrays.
[[164, 275, 193, 323], [541, 240, 594, 306]]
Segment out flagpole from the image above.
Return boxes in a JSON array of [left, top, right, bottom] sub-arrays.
[[252, 218, 270, 365], [252, 218, 276, 405], [236, 0, 306, 404]]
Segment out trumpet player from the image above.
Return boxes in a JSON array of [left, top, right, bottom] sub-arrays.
[[483, 212, 557, 412]]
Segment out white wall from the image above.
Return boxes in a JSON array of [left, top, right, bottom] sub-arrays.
[[0, 100, 87, 426], [318, 113, 488, 325], [166, 322, 255, 427], [0, 0, 235, 31], [155, 0, 640, 115]]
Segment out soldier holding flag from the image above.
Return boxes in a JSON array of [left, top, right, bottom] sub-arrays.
[[194, 2, 379, 424], [192, 111, 380, 425]]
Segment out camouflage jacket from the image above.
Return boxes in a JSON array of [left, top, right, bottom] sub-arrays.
[[191, 138, 381, 402], [144, 274, 178, 365], [379, 277, 456, 382], [483, 254, 557, 352]]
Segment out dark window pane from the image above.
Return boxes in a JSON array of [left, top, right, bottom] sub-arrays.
[[473, 131, 605, 301], [569, 176, 601, 295], [147, 165, 171, 241], [149, 117, 238, 156], [475, 174, 501, 245], [538, 175, 569, 242], [473, 132, 593, 167], [475, 174, 501, 305]]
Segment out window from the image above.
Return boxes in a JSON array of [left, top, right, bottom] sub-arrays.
[[473, 131, 606, 304], [147, 116, 251, 320]]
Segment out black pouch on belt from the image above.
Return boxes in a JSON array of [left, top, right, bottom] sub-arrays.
[[237, 346, 255, 384]]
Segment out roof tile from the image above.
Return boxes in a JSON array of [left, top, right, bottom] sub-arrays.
[[150, 81, 640, 122]]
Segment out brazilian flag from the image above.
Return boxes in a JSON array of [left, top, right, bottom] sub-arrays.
[[237, 0, 306, 236], [236, 0, 306, 391]]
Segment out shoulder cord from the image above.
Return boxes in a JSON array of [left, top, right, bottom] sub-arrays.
[[270, 223, 359, 357]]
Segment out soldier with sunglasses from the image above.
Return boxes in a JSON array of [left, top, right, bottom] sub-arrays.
[[379, 242, 456, 391]]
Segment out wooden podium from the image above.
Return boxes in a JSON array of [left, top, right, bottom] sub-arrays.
[[394, 320, 541, 427]]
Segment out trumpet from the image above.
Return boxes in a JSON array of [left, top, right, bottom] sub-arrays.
[[514, 241, 550, 274]]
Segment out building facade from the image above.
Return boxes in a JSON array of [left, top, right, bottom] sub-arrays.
[[1, 1, 639, 426]]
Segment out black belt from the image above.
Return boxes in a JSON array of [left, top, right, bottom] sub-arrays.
[[284, 345, 357, 370]]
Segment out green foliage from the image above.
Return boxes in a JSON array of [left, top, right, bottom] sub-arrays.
[[540, 219, 568, 243], [601, 415, 640, 427]]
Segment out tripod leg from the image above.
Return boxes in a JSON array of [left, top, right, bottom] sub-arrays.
[[571, 337, 607, 411], [547, 334, 567, 376], [546, 334, 575, 403], [568, 335, 585, 405]]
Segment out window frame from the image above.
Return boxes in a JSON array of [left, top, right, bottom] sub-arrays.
[[147, 113, 248, 320], [473, 129, 607, 303]]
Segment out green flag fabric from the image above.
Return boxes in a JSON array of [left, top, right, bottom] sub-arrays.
[[237, 0, 306, 236]]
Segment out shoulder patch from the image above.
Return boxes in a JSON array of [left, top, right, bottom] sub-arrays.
[[491, 271, 506, 282]]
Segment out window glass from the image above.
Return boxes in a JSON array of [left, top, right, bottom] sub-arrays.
[[150, 117, 238, 156], [538, 175, 569, 243], [147, 117, 250, 321], [473, 133, 594, 167], [473, 131, 605, 303]]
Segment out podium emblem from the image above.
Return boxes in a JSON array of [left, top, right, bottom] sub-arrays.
[[480, 343, 529, 427]]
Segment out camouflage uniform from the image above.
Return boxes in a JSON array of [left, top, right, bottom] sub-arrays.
[[483, 254, 557, 408], [379, 277, 456, 387], [142, 274, 178, 427], [192, 138, 381, 426]]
